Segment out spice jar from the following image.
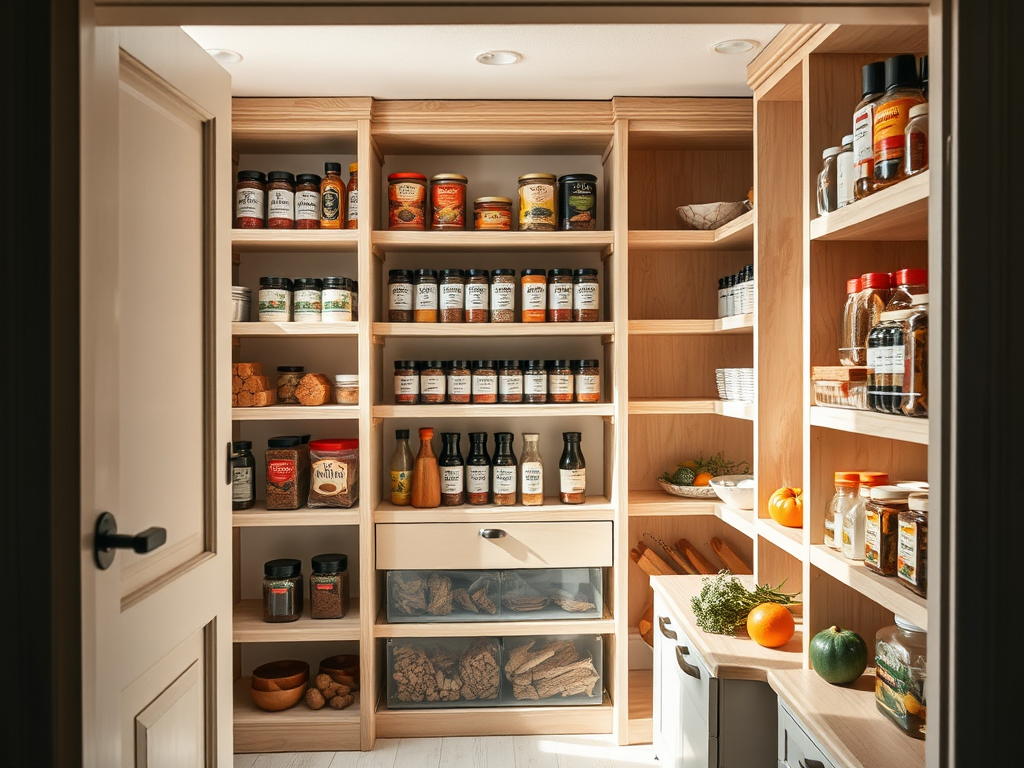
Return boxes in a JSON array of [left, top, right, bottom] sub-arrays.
[[294, 173, 321, 229], [446, 360, 471, 404], [902, 294, 928, 417], [898, 492, 928, 596], [816, 145, 842, 215], [231, 440, 256, 511], [266, 436, 310, 510], [465, 269, 490, 323], [439, 432, 465, 506], [518, 173, 557, 231], [838, 278, 864, 366], [559, 431, 586, 504], [235, 170, 266, 228], [573, 359, 601, 403], [322, 276, 353, 323], [872, 54, 926, 191], [558, 173, 597, 230], [499, 360, 523, 404], [466, 432, 491, 505], [548, 360, 574, 403], [547, 269, 573, 322], [474, 197, 512, 230], [521, 269, 547, 323], [334, 374, 359, 404], [345, 163, 358, 229], [388, 269, 414, 323], [490, 269, 516, 323], [864, 486, 912, 576], [885, 268, 928, 310], [471, 360, 498, 404], [430, 173, 468, 230], [824, 471, 860, 550], [905, 104, 928, 176], [420, 361, 447, 404], [258, 276, 292, 322], [413, 269, 438, 323], [523, 360, 548, 403], [309, 553, 349, 619], [320, 162, 344, 229], [262, 558, 302, 622], [837, 134, 855, 208], [439, 269, 466, 323], [307, 438, 359, 509], [492, 432, 518, 506], [853, 60, 886, 201], [867, 309, 914, 414], [573, 269, 600, 321], [292, 277, 323, 322], [394, 360, 420, 404], [266, 171, 296, 229], [875, 617, 927, 739], [388, 172, 427, 230], [276, 366, 304, 404], [842, 471, 889, 560]]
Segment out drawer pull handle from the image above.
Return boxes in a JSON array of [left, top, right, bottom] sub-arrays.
[[676, 646, 700, 679], [800, 762, 826, 768], [479, 528, 507, 539], [658, 616, 677, 640]]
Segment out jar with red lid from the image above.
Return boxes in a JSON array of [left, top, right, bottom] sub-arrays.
[[474, 197, 512, 230], [388, 173, 427, 230], [430, 173, 467, 230], [266, 171, 296, 229], [307, 438, 359, 509], [235, 170, 266, 228], [885, 268, 927, 310]]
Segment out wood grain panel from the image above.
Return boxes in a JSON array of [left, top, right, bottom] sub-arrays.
[[615, 97, 752, 150], [747, 24, 823, 93], [803, 568, 895, 668], [628, 336, 753, 399], [627, 251, 752, 320], [232, 97, 367, 153], [756, 536, 804, 605]]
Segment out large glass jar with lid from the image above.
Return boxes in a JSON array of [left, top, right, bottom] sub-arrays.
[[898, 492, 928, 596], [864, 486, 912, 576], [839, 278, 864, 366], [842, 471, 889, 560], [875, 617, 927, 738], [309, 553, 349, 619], [902, 294, 928, 417], [262, 558, 303, 622], [885, 268, 928, 310]]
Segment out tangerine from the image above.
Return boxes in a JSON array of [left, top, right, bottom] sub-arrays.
[[746, 603, 795, 648], [693, 472, 714, 487]]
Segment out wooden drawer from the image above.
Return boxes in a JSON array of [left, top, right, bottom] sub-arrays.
[[375, 521, 613, 570]]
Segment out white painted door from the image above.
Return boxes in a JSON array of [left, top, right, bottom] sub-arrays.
[[80, 24, 232, 767]]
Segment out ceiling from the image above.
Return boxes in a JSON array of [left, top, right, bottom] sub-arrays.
[[182, 24, 783, 100]]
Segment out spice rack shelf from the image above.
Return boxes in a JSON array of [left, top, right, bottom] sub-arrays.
[[232, 405, 360, 421], [627, 398, 753, 421], [767, 668, 926, 768], [374, 496, 615, 523], [373, 606, 615, 639], [231, 228, 360, 253], [232, 502, 362, 528], [233, 599, 362, 642], [627, 493, 757, 538], [808, 406, 929, 445], [808, 170, 929, 242], [232, 322, 359, 337], [627, 209, 754, 251], [628, 315, 754, 335], [372, 230, 614, 254], [373, 322, 615, 339], [372, 403, 614, 419], [808, 545, 928, 630], [754, 518, 804, 560], [233, 678, 361, 753]]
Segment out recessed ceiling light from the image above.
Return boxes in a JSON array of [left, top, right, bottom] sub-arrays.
[[205, 48, 243, 65], [712, 40, 758, 55], [476, 50, 522, 66]]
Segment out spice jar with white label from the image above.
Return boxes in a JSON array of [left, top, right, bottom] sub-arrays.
[[414, 269, 438, 323], [499, 360, 523, 404], [547, 269, 573, 322], [521, 269, 547, 323], [266, 171, 296, 229], [322, 276, 353, 322], [523, 359, 548, 403], [235, 170, 266, 228], [446, 360, 471, 404], [465, 269, 490, 323], [439, 269, 465, 323], [292, 278, 323, 322], [490, 269, 516, 323], [294, 173, 321, 229], [573, 359, 601, 403], [258, 276, 292, 322], [898, 492, 928, 597], [420, 361, 447, 404], [573, 269, 599, 321], [394, 360, 420, 405], [471, 360, 498, 404], [548, 360, 574, 403], [559, 432, 586, 504], [388, 269, 414, 323]]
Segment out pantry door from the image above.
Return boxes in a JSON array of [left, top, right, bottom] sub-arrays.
[[80, 24, 233, 767]]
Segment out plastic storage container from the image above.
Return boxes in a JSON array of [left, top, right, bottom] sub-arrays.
[[387, 636, 502, 708], [386, 570, 501, 622], [811, 366, 869, 410], [502, 634, 603, 706]]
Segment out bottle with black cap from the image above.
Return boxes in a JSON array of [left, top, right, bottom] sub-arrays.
[[872, 54, 926, 191], [853, 60, 886, 201], [231, 440, 255, 511]]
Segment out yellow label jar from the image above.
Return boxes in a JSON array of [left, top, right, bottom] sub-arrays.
[[517, 173, 557, 231]]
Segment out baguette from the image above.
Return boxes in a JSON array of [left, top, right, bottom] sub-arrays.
[[637, 543, 679, 575], [711, 537, 752, 574], [638, 603, 654, 647], [664, 545, 699, 575], [676, 538, 717, 575], [630, 548, 669, 578]]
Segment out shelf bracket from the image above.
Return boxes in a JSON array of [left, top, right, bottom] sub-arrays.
[[601, 243, 615, 261], [231, 252, 241, 266], [371, 334, 385, 347], [602, 414, 616, 426], [372, 417, 383, 427], [372, 244, 385, 262], [602, 334, 615, 345]]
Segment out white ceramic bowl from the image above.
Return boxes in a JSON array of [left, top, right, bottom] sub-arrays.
[[709, 474, 755, 510]]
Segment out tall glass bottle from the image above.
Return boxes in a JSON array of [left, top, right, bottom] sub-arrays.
[[842, 471, 889, 560], [872, 54, 927, 191], [492, 432, 518, 506], [390, 429, 414, 506], [466, 432, 491, 505], [439, 432, 465, 506], [853, 60, 886, 200], [559, 432, 586, 504], [824, 471, 860, 550], [411, 427, 440, 509], [520, 432, 544, 506], [839, 277, 864, 366]]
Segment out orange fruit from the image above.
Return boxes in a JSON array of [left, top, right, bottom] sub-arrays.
[[693, 472, 714, 487], [746, 603, 795, 648]]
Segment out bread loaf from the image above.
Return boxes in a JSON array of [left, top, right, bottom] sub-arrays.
[[232, 362, 275, 407], [296, 373, 333, 406], [249, 389, 277, 407], [232, 362, 264, 377]]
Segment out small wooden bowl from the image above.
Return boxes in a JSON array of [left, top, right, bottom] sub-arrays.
[[319, 654, 359, 690], [251, 659, 309, 692], [249, 682, 307, 712]]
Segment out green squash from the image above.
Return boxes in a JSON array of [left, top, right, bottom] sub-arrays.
[[809, 626, 868, 684]]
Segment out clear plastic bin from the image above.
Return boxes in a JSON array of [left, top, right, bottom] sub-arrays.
[[502, 634, 604, 706], [812, 379, 869, 410], [386, 570, 499, 623], [499, 569, 603, 620], [387, 636, 502, 708]]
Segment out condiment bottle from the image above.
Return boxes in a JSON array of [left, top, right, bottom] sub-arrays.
[[411, 427, 441, 509], [872, 54, 926, 191], [439, 432, 465, 506], [492, 432, 518, 506], [559, 431, 586, 504], [898, 492, 928, 596], [853, 61, 886, 201], [390, 429, 414, 506], [875, 617, 927, 738], [904, 104, 929, 176], [901, 294, 928, 417], [839, 277, 865, 366], [842, 471, 889, 560], [231, 440, 256, 511], [823, 471, 859, 550], [837, 134, 855, 208], [345, 163, 358, 229], [520, 432, 544, 506], [864, 486, 912, 576], [816, 145, 842, 215], [320, 162, 344, 229], [466, 432, 491, 505]]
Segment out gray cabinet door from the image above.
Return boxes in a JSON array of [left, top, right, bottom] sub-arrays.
[[719, 678, 779, 768]]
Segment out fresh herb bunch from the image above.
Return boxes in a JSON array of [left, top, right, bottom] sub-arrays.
[[690, 570, 801, 634], [657, 451, 751, 486]]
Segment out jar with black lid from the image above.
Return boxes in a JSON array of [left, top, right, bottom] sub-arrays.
[[394, 360, 420, 404], [490, 269, 516, 323], [292, 277, 323, 322], [547, 269, 574, 322], [231, 441, 255, 510], [266, 171, 296, 229], [447, 360, 471, 403], [465, 269, 490, 323], [420, 361, 447, 404], [262, 558, 302, 622], [523, 360, 548, 403], [472, 360, 498, 404], [309, 553, 349, 619], [440, 269, 466, 323], [557, 173, 597, 230], [499, 360, 523, 404], [574, 359, 601, 403], [294, 173, 321, 229], [235, 170, 266, 229], [258, 276, 292, 322], [388, 269, 414, 323], [414, 269, 438, 323], [276, 366, 304, 404], [548, 359, 574, 403], [573, 269, 600, 321], [322, 276, 353, 322]]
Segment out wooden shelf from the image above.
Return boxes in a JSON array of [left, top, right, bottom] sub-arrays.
[[809, 171, 929, 242], [232, 405, 359, 421], [627, 668, 653, 745], [232, 501, 361, 528], [231, 228, 359, 253], [233, 599, 361, 643], [809, 545, 928, 630], [628, 398, 753, 420], [768, 668, 926, 768], [809, 406, 929, 445], [375, 495, 614, 523], [233, 677, 360, 754], [374, 605, 614, 638], [628, 209, 754, 251], [232, 321, 358, 337], [627, 492, 755, 538], [373, 230, 614, 253], [374, 321, 614, 338], [754, 518, 804, 560], [628, 314, 753, 335], [373, 403, 614, 419]]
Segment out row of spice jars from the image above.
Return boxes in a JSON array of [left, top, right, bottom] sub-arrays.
[[262, 554, 351, 622], [275, 367, 359, 405], [387, 172, 598, 231], [261, 435, 360, 511], [717, 265, 754, 318], [257, 276, 358, 322], [388, 267, 599, 323], [394, 359, 600, 405], [235, 163, 358, 229]]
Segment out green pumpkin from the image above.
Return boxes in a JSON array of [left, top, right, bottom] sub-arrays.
[[809, 626, 868, 684]]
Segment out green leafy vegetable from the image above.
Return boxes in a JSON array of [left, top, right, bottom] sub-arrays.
[[689, 570, 801, 634], [668, 466, 696, 486]]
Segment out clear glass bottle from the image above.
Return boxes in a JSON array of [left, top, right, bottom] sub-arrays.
[[492, 432, 518, 506], [816, 145, 842, 215], [309, 553, 349, 619], [520, 432, 544, 506], [875, 617, 927, 739], [872, 54, 927, 191], [905, 104, 929, 176], [262, 558, 302, 623], [231, 440, 256, 511], [823, 471, 859, 550], [842, 471, 889, 560], [559, 432, 586, 504], [345, 163, 358, 229], [466, 432, 491, 505], [902, 294, 928, 417], [837, 134, 855, 208], [853, 61, 886, 200], [439, 432, 465, 506], [839, 277, 864, 366], [898, 492, 928, 596], [411, 427, 440, 509], [390, 429, 414, 506], [864, 486, 912, 576]]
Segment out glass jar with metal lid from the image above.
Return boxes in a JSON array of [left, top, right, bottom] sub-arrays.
[[471, 360, 498, 404], [573, 359, 601, 403], [262, 558, 303, 622], [413, 269, 438, 323], [394, 361, 420, 404], [490, 269, 515, 323], [292, 277, 323, 322], [517, 173, 557, 231], [498, 360, 523, 404], [557, 173, 597, 230], [573, 269, 600, 321], [548, 360, 574, 403], [294, 173, 321, 229], [266, 171, 296, 229], [474, 197, 512, 230], [420, 361, 447, 404], [388, 269, 414, 323], [446, 360, 471, 403], [430, 173, 468, 230], [547, 269, 573, 322], [465, 269, 490, 322], [235, 170, 266, 229], [322, 276, 353, 323], [258, 276, 292, 322], [520, 269, 547, 323], [523, 360, 548, 403], [439, 269, 466, 323]]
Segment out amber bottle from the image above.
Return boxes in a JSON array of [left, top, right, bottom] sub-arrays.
[[411, 427, 441, 508], [320, 162, 344, 229]]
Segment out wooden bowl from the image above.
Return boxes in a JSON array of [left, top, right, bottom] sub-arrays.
[[319, 654, 359, 690], [251, 659, 309, 692], [249, 682, 307, 712]]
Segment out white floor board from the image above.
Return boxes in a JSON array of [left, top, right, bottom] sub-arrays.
[[234, 756, 259, 768]]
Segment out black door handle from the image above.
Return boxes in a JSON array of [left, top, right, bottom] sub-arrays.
[[658, 616, 677, 640], [479, 528, 507, 539], [94, 511, 167, 570], [800, 761, 826, 768], [676, 645, 701, 679]]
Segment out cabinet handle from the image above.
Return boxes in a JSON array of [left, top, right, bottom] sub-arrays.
[[479, 528, 507, 539], [799, 761, 825, 768], [658, 616, 677, 640], [676, 646, 700, 679]]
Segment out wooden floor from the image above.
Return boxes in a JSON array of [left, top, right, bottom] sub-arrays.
[[234, 735, 660, 768]]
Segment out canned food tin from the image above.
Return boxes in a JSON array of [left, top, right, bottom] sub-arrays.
[[558, 173, 597, 230], [430, 174, 467, 230], [518, 174, 557, 231]]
